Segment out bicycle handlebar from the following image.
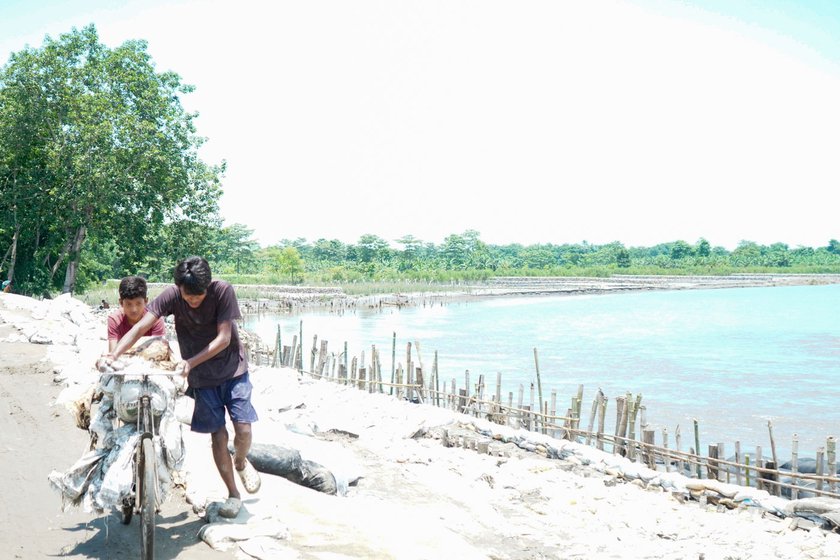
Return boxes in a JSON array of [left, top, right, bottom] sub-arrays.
[[104, 370, 184, 377]]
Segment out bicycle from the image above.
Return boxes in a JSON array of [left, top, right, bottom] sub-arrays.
[[110, 369, 181, 560]]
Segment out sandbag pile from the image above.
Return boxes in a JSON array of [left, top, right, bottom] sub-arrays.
[[428, 419, 840, 531], [48, 354, 185, 514]]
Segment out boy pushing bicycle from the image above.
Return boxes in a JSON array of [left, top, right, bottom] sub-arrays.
[[101, 256, 260, 518]]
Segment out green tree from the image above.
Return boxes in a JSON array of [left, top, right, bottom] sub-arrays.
[[216, 223, 259, 273], [0, 25, 222, 294], [696, 238, 711, 257], [616, 246, 631, 268], [395, 234, 423, 271], [354, 234, 390, 264], [521, 245, 556, 269], [312, 238, 347, 265], [276, 246, 304, 283], [670, 240, 694, 260], [731, 241, 761, 267]]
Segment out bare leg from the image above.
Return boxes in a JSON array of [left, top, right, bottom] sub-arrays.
[[211, 427, 239, 499], [232, 422, 252, 471]]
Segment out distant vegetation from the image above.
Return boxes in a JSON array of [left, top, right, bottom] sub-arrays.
[[2, 28, 839, 297], [207, 229, 840, 286], [71, 227, 840, 302]]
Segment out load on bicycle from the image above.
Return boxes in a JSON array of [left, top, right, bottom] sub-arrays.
[[48, 337, 186, 516]]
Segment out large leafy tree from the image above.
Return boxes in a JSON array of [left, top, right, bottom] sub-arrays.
[[0, 25, 222, 294], [215, 223, 259, 274]]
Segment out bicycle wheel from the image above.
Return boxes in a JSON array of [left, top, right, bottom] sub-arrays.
[[140, 437, 156, 560]]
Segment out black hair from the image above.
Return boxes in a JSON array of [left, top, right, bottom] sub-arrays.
[[174, 256, 212, 295], [118, 276, 148, 300]]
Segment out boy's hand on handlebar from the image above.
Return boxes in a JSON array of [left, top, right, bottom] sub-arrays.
[[96, 354, 115, 372], [175, 360, 190, 378], [96, 354, 125, 373]]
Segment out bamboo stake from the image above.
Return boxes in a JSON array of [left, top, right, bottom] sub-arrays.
[[662, 428, 670, 472], [708, 444, 719, 480], [434, 352, 440, 406], [533, 348, 544, 434], [596, 390, 607, 451], [643, 429, 656, 470], [615, 396, 627, 456], [693, 419, 701, 479], [289, 335, 298, 372], [735, 441, 742, 486], [508, 391, 514, 426], [310, 334, 318, 373], [272, 324, 281, 367], [405, 343, 412, 402], [626, 396, 636, 460], [675, 426, 683, 475], [390, 332, 396, 396], [495, 372, 502, 411], [768, 421, 779, 493], [370, 345, 377, 393], [816, 447, 825, 493], [791, 434, 799, 500], [586, 393, 599, 446], [414, 340, 426, 402], [828, 436, 837, 494], [529, 382, 535, 433], [464, 370, 470, 413]]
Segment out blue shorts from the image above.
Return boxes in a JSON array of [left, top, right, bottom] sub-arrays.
[[188, 372, 258, 433]]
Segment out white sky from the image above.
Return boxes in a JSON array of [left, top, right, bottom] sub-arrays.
[[2, 0, 839, 249]]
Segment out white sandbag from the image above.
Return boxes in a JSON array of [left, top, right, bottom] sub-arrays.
[[47, 448, 107, 509], [93, 432, 140, 510]]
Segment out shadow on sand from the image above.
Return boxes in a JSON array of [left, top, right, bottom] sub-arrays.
[[53, 510, 214, 559]]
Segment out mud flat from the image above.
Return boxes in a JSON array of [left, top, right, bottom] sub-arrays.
[[236, 273, 840, 314]]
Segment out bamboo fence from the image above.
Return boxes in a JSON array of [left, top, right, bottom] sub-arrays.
[[244, 327, 840, 501]]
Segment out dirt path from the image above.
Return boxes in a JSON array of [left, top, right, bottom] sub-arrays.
[[0, 336, 231, 560]]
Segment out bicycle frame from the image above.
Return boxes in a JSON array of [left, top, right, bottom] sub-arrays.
[[108, 369, 180, 560]]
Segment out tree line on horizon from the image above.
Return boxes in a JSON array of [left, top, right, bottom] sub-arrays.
[[2, 26, 839, 296], [202, 229, 840, 285]]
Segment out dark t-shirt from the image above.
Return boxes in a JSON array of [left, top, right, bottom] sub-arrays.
[[148, 280, 248, 388]]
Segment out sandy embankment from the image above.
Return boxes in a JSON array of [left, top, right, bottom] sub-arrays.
[[2, 290, 840, 559]]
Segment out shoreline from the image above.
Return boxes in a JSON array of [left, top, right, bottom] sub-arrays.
[[232, 273, 840, 314]]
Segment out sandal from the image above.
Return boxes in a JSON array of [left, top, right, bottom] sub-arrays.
[[237, 459, 261, 494], [218, 496, 242, 519]]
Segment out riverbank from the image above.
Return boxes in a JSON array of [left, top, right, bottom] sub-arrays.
[[232, 273, 840, 314], [3, 291, 840, 559]]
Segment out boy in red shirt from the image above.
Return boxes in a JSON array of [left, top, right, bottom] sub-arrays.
[[107, 276, 166, 350]]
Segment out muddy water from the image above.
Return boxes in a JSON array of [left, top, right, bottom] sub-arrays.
[[244, 284, 840, 458]]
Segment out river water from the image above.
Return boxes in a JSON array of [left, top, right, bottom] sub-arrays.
[[243, 284, 840, 459]]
